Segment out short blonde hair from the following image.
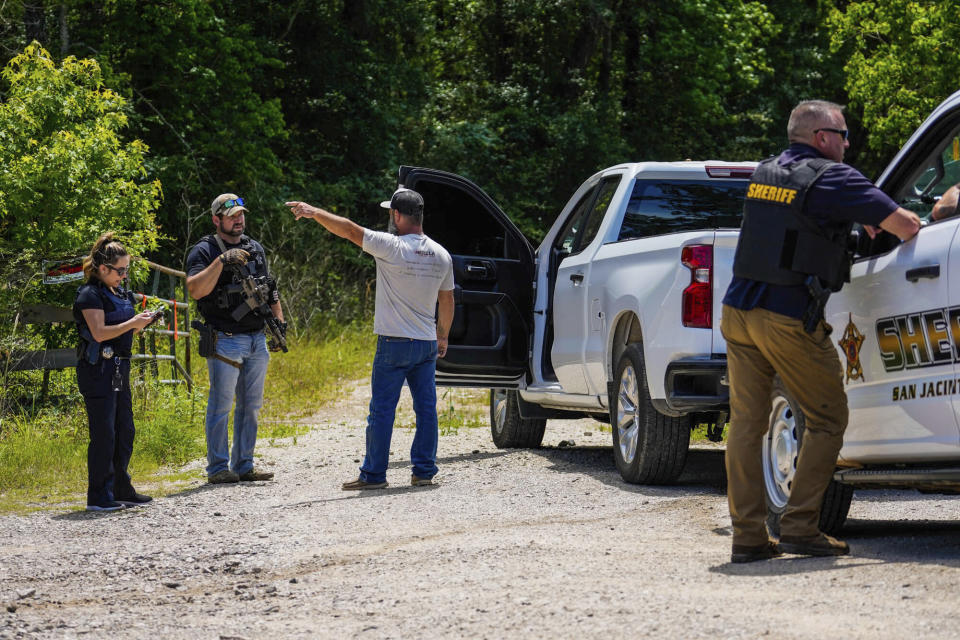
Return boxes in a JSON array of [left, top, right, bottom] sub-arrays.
[[787, 100, 844, 142]]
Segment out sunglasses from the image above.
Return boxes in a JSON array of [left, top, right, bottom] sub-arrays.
[[814, 127, 849, 141], [215, 197, 246, 217], [104, 264, 128, 276]]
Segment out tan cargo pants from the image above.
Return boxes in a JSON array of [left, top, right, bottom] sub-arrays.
[[720, 305, 848, 546]]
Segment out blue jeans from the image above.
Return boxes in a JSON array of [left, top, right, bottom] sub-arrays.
[[359, 336, 439, 483], [205, 331, 269, 476]]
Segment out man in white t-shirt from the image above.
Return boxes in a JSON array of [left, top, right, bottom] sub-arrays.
[[286, 189, 455, 489]]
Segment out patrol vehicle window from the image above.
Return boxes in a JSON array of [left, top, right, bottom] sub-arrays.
[[617, 179, 748, 241], [902, 130, 960, 220]]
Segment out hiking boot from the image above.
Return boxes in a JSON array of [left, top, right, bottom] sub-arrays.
[[85, 501, 126, 512], [778, 533, 850, 557], [208, 469, 240, 484], [115, 491, 153, 506], [411, 475, 434, 486], [239, 468, 275, 482], [731, 540, 782, 564], [342, 478, 388, 490]]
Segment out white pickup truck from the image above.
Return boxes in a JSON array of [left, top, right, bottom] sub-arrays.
[[398, 89, 960, 533], [396, 160, 756, 485]]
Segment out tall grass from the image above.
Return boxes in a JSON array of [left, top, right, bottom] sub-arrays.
[[0, 324, 378, 512]]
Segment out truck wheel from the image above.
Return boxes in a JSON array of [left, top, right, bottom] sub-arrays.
[[762, 377, 853, 536], [489, 389, 546, 449], [611, 344, 690, 484]]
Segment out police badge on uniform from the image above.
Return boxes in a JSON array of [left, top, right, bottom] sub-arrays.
[[838, 312, 865, 383]]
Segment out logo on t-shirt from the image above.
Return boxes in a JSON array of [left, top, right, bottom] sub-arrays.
[[414, 249, 436, 257]]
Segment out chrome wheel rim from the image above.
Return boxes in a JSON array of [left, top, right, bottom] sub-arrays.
[[492, 389, 508, 436], [616, 365, 640, 463], [763, 394, 798, 511]]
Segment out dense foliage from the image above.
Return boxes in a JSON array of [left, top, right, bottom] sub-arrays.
[[0, 42, 160, 309], [0, 0, 957, 332]]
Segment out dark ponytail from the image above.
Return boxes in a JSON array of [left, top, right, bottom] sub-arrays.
[[82, 232, 129, 282]]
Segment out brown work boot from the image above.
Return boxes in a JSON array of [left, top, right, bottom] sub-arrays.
[[239, 468, 275, 482], [778, 533, 849, 557], [731, 540, 782, 564], [411, 475, 435, 486], [342, 478, 388, 490], [208, 469, 240, 484]]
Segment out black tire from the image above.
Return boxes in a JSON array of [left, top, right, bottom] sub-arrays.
[[489, 389, 547, 449], [610, 344, 690, 484], [763, 376, 854, 536]]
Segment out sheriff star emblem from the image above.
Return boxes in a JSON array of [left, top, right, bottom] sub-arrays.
[[838, 313, 865, 383]]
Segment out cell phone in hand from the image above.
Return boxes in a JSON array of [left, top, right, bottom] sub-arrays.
[[146, 310, 164, 327]]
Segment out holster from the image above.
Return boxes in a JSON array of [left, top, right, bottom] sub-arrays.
[[802, 275, 831, 335], [192, 320, 217, 357], [191, 320, 242, 369], [77, 327, 100, 365]]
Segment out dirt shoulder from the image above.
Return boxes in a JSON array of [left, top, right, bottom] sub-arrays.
[[2, 383, 959, 639]]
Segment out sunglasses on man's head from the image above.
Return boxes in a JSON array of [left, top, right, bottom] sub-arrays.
[[215, 197, 246, 217]]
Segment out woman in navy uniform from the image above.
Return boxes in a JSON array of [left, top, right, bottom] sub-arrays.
[[73, 233, 156, 511]]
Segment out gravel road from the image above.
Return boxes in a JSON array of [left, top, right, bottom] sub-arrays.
[[2, 381, 960, 639]]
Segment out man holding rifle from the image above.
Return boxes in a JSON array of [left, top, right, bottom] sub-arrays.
[[721, 100, 920, 563], [187, 193, 285, 484]]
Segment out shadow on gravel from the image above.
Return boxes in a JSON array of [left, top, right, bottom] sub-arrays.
[[710, 519, 960, 575], [51, 509, 138, 521], [839, 518, 960, 567], [710, 556, 882, 577], [529, 445, 727, 496], [165, 483, 235, 499], [385, 450, 510, 469], [278, 484, 440, 508]]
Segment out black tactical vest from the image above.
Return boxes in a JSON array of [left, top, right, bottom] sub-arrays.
[[732, 156, 852, 291], [196, 234, 267, 333]]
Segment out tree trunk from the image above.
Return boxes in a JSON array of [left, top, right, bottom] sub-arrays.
[[24, 1, 47, 45]]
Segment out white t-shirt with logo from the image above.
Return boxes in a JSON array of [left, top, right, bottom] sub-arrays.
[[362, 229, 455, 340]]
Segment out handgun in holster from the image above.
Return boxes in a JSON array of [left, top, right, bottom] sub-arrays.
[[802, 275, 831, 335]]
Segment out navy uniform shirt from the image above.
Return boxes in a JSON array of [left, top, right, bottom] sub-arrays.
[[722, 143, 898, 319], [73, 281, 137, 355]]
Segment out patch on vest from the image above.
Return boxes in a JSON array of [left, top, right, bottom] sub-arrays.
[[746, 182, 798, 205]]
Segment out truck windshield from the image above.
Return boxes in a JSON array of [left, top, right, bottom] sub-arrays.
[[617, 179, 748, 241]]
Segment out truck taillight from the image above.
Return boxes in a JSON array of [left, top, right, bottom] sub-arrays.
[[681, 244, 712, 328]]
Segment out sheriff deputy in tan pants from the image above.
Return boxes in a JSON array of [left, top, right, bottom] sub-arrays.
[[721, 100, 920, 563]]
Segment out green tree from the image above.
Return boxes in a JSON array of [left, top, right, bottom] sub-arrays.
[[64, 0, 287, 260], [0, 42, 161, 295], [829, 0, 960, 175]]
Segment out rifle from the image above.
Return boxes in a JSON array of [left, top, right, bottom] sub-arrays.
[[802, 275, 831, 334], [229, 271, 288, 352]]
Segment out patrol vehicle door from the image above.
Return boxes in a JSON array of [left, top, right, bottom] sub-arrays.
[[397, 166, 536, 388], [831, 110, 960, 463], [829, 222, 960, 463]]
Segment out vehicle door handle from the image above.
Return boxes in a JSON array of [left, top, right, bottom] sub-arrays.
[[570, 273, 584, 284], [905, 265, 940, 282], [466, 264, 488, 276]]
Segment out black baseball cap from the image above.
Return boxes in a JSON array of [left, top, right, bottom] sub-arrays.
[[380, 188, 424, 218]]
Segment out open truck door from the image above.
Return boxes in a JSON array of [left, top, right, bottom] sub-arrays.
[[396, 166, 536, 388]]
